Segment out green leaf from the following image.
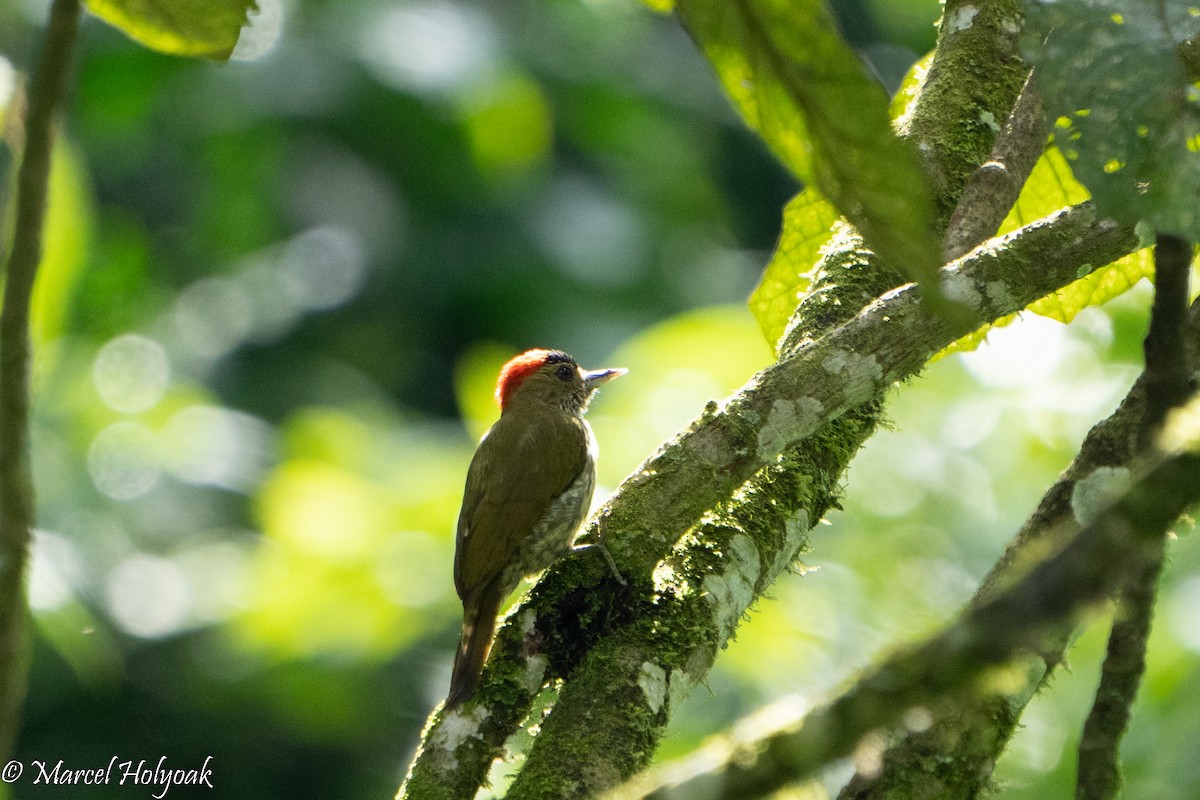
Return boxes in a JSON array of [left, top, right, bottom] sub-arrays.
[[1000, 144, 1152, 323], [1003, 145, 1154, 322], [1024, 0, 1200, 238], [32, 141, 92, 345], [84, 0, 258, 60], [678, 0, 944, 310], [1028, 249, 1152, 324], [749, 189, 839, 351], [889, 52, 932, 122]]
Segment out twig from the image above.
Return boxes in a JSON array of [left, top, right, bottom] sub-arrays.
[[1075, 234, 1193, 800], [0, 0, 82, 761], [942, 72, 1048, 262], [1075, 549, 1165, 800]]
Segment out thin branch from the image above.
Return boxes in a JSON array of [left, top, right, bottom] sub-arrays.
[[1139, 235, 1194, 441], [612, 439, 1200, 800], [1075, 234, 1193, 800], [0, 0, 82, 762], [942, 72, 1048, 262], [1075, 548, 1165, 800]]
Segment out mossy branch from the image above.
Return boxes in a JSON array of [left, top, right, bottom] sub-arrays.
[[397, 5, 1079, 796], [0, 0, 82, 762], [614, 435, 1200, 800], [899, 0, 1027, 223], [942, 72, 1047, 262], [504, 408, 880, 799], [397, 201, 1141, 800]]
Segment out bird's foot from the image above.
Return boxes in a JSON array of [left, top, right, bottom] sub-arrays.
[[572, 541, 627, 586]]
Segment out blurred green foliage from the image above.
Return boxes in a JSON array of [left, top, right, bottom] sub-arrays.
[[1, 0, 1197, 798]]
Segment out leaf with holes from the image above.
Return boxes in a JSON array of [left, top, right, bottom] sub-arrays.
[[84, 0, 258, 60], [1024, 0, 1200, 237]]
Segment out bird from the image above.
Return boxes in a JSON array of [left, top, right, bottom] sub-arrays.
[[446, 348, 625, 709]]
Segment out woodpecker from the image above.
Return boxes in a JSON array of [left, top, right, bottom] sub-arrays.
[[446, 348, 625, 709]]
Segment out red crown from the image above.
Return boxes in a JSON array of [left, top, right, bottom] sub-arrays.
[[496, 349, 577, 410]]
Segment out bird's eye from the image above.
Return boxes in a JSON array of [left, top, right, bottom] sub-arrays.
[[555, 364, 575, 381]]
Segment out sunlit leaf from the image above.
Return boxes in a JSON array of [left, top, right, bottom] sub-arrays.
[[748, 52, 936, 352], [84, 0, 257, 60], [749, 189, 839, 351], [1000, 146, 1154, 325], [678, 0, 943, 309], [1029, 248, 1153, 323], [889, 51, 932, 123], [1024, 0, 1200, 237]]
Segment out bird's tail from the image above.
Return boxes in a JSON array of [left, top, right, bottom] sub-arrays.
[[446, 584, 502, 709]]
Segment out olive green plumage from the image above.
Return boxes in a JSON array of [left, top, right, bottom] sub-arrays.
[[446, 350, 624, 709]]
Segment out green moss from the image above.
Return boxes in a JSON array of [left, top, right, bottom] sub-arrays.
[[904, 0, 1027, 222]]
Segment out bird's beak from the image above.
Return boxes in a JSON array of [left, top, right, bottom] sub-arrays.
[[584, 367, 627, 389]]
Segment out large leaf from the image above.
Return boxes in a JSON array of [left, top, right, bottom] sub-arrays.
[[1024, 0, 1200, 238], [677, 0, 944, 309], [748, 189, 839, 352], [84, 0, 258, 60]]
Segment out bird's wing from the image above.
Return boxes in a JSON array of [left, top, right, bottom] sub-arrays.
[[453, 412, 589, 599]]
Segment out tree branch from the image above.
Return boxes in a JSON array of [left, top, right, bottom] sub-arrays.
[[1075, 549, 1165, 800], [898, 0, 1028, 223], [505, 413, 881, 799], [942, 72, 1048, 262], [397, 202, 1142, 800], [836, 296, 1200, 800], [0, 0, 82, 761], [1139, 235, 1194, 440], [612, 432, 1200, 800], [1075, 234, 1193, 800], [398, 6, 1088, 795]]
